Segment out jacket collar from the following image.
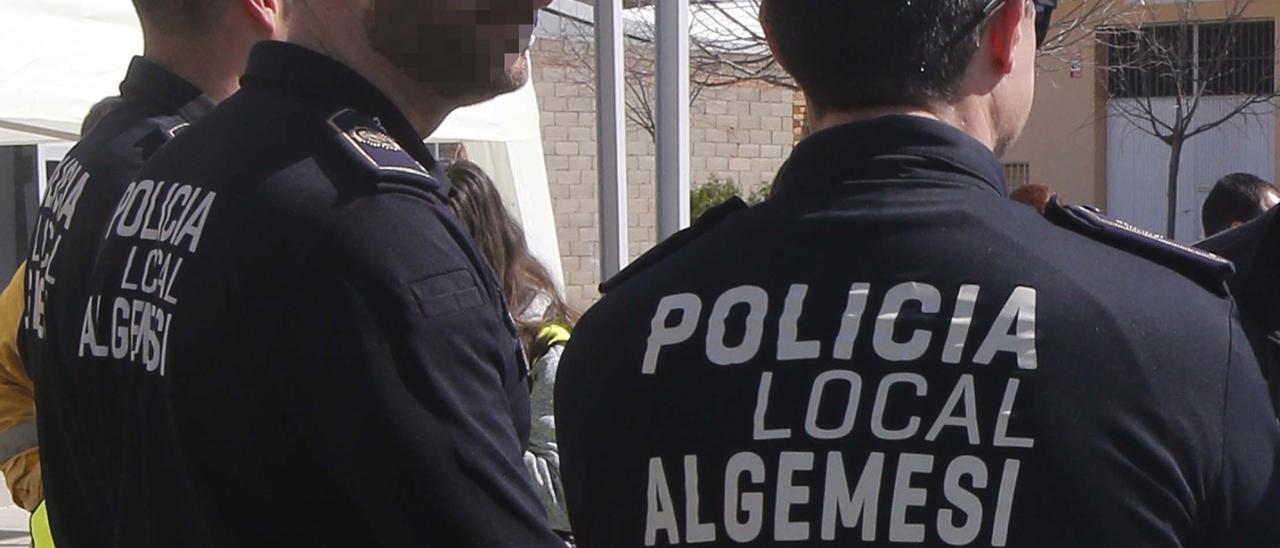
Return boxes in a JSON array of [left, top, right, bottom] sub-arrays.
[[240, 41, 441, 175], [773, 115, 1009, 197], [118, 57, 215, 123]]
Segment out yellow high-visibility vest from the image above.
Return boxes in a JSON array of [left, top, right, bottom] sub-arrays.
[[30, 500, 53, 547], [537, 323, 571, 349]]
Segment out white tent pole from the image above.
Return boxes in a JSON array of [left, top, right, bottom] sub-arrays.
[[595, 0, 629, 281], [656, 0, 690, 239], [0, 120, 78, 141]]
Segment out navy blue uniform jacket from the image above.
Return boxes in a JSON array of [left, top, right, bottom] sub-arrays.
[[1199, 207, 1280, 413], [19, 58, 213, 548], [46, 42, 562, 547], [557, 115, 1280, 547]]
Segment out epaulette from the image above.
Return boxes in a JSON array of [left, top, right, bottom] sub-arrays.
[[158, 95, 212, 141], [326, 109, 448, 195], [161, 118, 191, 140], [1044, 196, 1234, 296], [599, 197, 748, 293], [133, 114, 191, 158]]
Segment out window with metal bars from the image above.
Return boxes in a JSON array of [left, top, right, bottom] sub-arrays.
[[1104, 19, 1275, 98], [1003, 162, 1032, 187]]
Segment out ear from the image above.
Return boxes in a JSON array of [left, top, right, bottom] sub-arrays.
[[987, 0, 1026, 74], [241, 0, 283, 39], [759, 1, 786, 72]]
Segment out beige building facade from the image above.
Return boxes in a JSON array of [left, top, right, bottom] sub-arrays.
[[1004, 0, 1280, 239]]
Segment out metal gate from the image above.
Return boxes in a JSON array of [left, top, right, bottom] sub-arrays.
[[1105, 97, 1275, 242]]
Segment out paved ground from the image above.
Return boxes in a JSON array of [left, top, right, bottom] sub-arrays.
[[0, 476, 31, 546]]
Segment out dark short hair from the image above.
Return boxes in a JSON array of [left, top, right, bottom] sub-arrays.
[[131, 0, 225, 35], [761, 0, 991, 113], [1202, 173, 1279, 236], [81, 96, 123, 136]]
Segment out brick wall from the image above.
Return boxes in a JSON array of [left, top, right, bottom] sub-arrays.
[[532, 38, 796, 311]]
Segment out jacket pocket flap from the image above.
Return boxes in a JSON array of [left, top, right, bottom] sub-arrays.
[[410, 270, 484, 318]]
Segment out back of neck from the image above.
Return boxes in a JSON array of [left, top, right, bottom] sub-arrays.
[[142, 37, 244, 103], [811, 98, 998, 154]]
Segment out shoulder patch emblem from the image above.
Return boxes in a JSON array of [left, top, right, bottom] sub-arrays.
[[327, 109, 443, 192], [1044, 197, 1233, 295], [351, 126, 402, 151]]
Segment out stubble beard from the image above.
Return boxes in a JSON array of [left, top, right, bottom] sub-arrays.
[[441, 50, 530, 107]]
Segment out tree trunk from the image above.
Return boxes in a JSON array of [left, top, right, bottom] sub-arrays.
[[1165, 137, 1185, 239]]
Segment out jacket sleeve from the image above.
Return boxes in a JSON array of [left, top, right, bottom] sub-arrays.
[[277, 199, 562, 547], [523, 344, 571, 532], [1212, 312, 1280, 545], [0, 265, 40, 511]]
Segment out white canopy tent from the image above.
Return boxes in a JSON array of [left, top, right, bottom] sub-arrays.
[[0, 0, 563, 287]]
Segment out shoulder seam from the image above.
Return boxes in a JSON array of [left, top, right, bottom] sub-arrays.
[[1212, 299, 1234, 529]]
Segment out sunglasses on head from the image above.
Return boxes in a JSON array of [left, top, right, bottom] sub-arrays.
[[949, 0, 1059, 50]]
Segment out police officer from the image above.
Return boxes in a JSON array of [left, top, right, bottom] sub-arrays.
[[1200, 207, 1280, 414], [556, 1, 1280, 546], [46, 0, 563, 546], [17, 2, 283, 544]]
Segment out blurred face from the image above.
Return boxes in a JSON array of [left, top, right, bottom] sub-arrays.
[[989, 0, 1038, 157], [368, 0, 552, 105]]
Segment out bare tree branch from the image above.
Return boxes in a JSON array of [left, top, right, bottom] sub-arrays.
[[558, 0, 793, 141], [1039, 0, 1133, 61], [1098, 0, 1277, 236]]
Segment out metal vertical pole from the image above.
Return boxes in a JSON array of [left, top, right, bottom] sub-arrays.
[[596, 0, 629, 281], [656, 0, 691, 239]]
